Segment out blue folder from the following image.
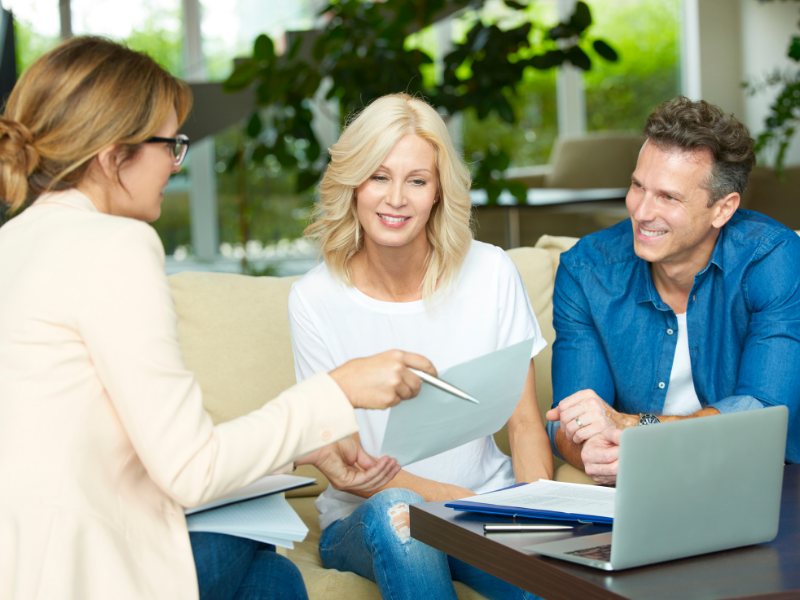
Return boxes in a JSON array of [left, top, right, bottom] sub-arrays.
[[444, 483, 614, 524]]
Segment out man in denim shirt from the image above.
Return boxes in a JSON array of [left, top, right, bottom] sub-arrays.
[[545, 97, 800, 484]]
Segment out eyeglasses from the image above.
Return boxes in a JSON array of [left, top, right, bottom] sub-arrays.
[[143, 134, 190, 166]]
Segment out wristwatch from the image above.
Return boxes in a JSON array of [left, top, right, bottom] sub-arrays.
[[637, 413, 661, 426]]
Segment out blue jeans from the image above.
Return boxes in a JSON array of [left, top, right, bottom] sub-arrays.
[[319, 488, 541, 600], [190, 532, 308, 600]]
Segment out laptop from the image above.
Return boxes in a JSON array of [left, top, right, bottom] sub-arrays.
[[527, 405, 788, 571]]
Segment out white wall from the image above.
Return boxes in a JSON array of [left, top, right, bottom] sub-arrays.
[[686, 0, 800, 166], [740, 0, 800, 165], [697, 0, 744, 119]]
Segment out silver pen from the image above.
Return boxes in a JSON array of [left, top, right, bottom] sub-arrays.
[[484, 524, 573, 533], [407, 368, 480, 404]]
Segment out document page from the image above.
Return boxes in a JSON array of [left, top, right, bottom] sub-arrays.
[[380, 338, 535, 466], [457, 479, 616, 520], [185, 473, 315, 515], [186, 493, 309, 549]]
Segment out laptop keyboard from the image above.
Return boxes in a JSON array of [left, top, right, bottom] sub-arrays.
[[566, 544, 611, 561]]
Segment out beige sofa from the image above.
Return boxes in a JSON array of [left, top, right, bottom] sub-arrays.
[[168, 235, 593, 600]]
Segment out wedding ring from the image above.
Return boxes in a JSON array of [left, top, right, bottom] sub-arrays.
[[575, 417, 583, 428]]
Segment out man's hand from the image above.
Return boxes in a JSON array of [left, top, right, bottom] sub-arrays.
[[546, 389, 637, 445], [296, 438, 400, 497], [581, 426, 622, 485], [329, 350, 437, 410]]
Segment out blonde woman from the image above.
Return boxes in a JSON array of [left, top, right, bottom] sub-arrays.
[[0, 39, 438, 600], [288, 93, 552, 600]]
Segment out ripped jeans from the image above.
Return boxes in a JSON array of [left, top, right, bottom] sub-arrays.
[[318, 488, 541, 600]]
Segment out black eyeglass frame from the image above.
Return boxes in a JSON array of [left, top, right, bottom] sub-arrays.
[[143, 133, 190, 166]]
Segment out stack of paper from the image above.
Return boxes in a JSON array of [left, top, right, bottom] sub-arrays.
[[186, 493, 308, 549], [445, 479, 616, 524], [185, 473, 315, 514], [184, 473, 315, 549]]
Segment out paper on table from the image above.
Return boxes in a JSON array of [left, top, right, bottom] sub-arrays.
[[380, 338, 535, 466], [185, 473, 315, 516], [456, 479, 616, 520], [186, 493, 309, 550]]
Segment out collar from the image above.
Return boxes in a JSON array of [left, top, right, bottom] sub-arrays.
[[634, 226, 726, 308], [33, 188, 101, 213]]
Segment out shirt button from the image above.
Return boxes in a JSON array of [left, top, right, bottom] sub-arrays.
[[658, 382, 666, 389], [667, 329, 674, 335], [321, 429, 331, 442]]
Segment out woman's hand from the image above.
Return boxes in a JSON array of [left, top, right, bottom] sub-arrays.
[[296, 437, 401, 497], [329, 350, 437, 410]]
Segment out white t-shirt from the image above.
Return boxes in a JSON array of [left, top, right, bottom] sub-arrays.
[[662, 313, 702, 416], [288, 240, 547, 529]]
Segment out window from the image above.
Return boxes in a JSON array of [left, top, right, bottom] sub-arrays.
[[584, 0, 681, 133], [6, 0, 682, 268]]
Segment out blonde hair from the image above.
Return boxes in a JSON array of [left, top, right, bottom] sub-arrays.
[[0, 36, 192, 213], [306, 93, 473, 301]]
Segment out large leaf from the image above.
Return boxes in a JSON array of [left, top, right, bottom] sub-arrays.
[[592, 39, 618, 62], [507, 181, 528, 204], [251, 144, 269, 164], [223, 60, 258, 92], [789, 36, 800, 62], [246, 112, 262, 138], [566, 46, 591, 71], [296, 168, 322, 193], [254, 34, 275, 62], [569, 1, 592, 32], [530, 50, 564, 70]]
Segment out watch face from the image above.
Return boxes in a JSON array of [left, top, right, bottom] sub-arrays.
[[638, 413, 661, 426]]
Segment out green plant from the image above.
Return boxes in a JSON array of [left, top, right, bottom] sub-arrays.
[[746, 0, 800, 174], [224, 0, 618, 205]]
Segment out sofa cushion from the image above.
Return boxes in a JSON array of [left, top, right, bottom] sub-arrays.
[[505, 247, 557, 425], [169, 271, 300, 423], [169, 271, 333, 495]]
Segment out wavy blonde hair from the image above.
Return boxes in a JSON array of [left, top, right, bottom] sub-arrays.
[[0, 36, 192, 213], [305, 93, 474, 301]]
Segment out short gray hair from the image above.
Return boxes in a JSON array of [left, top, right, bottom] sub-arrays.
[[643, 96, 755, 205]]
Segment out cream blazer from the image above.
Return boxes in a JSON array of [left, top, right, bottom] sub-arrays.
[[0, 190, 358, 600]]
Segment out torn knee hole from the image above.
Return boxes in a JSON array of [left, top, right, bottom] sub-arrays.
[[388, 502, 411, 541]]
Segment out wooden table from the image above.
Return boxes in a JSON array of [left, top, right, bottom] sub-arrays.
[[409, 465, 800, 600]]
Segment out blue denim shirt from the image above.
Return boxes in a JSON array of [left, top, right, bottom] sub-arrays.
[[548, 210, 800, 463]]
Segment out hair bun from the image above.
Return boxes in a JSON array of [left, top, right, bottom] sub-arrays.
[[0, 118, 40, 212], [0, 118, 40, 175]]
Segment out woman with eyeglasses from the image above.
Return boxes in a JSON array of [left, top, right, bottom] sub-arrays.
[[0, 37, 437, 600]]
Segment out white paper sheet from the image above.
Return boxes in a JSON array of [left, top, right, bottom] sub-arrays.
[[185, 473, 315, 515], [379, 338, 535, 466], [457, 479, 616, 520], [186, 493, 309, 550]]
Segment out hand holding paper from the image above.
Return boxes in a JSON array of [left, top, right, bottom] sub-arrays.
[[329, 350, 437, 409], [380, 338, 535, 466]]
